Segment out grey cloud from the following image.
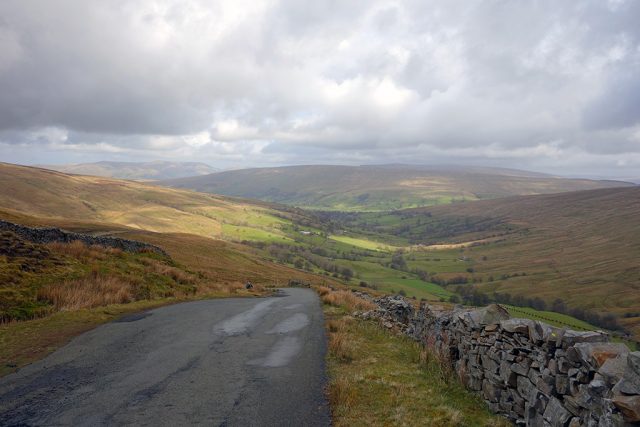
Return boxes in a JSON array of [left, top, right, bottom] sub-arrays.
[[0, 0, 639, 177], [583, 71, 640, 131]]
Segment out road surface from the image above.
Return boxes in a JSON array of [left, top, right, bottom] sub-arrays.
[[0, 288, 330, 426]]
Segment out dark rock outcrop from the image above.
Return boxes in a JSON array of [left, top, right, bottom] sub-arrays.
[[0, 220, 167, 256]]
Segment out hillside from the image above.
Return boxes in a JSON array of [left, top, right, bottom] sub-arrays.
[[3, 162, 638, 340], [160, 164, 632, 211], [38, 160, 218, 180], [328, 187, 640, 338], [0, 162, 298, 242]]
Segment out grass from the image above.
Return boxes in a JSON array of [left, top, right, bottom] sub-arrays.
[[320, 288, 509, 427], [329, 235, 398, 252], [0, 162, 296, 245], [325, 187, 640, 340], [329, 258, 453, 302], [503, 305, 596, 331], [0, 230, 211, 323], [37, 274, 134, 310], [3, 161, 639, 341]]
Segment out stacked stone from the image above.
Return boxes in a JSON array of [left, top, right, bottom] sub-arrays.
[[360, 297, 640, 426], [0, 220, 167, 256], [358, 295, 415, 331]]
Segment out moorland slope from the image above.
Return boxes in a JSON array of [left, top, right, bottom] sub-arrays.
[[333, 187, 640, 337], [0, 162, 298, 242]]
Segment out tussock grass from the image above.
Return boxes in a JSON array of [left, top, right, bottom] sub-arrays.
[[140, 257, 196, 285], [324, 308, 510, 427], [327, 317, 357, 362], [47, 241, 122, 260], [318, 287, 377, 313], [37, 274, 133, 310]]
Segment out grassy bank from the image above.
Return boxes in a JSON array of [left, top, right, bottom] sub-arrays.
[[319, 288, 509, 426]]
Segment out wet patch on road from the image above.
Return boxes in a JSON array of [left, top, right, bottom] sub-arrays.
[[248, 336, 302, 368], [114, 312, 152, 323], [215, 299, 277, 336], [267, 313, 309, 334]]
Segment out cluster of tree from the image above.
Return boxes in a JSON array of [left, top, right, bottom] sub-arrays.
[[432, 275, 469, 286], [389, 251, 407, 270], [280, 246, 355, 281]]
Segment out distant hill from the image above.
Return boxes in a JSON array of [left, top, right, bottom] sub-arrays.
[[160, 164, 634, 211], [38, 160, 218, 180]]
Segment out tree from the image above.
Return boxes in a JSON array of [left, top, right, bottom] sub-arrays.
[[390, 251, 407, 270]]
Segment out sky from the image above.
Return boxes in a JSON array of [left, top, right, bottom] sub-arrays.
[[0, 0, 639, 178]]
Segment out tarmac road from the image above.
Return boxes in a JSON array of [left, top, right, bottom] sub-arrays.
[[0, 288, 330, 426]]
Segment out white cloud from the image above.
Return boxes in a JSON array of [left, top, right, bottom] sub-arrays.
[[0, 0, 639, 177]]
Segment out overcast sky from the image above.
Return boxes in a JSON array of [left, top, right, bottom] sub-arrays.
[[1, 0, 639, 178]]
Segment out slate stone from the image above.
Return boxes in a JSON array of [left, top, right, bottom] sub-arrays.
[[482, 379, 501, 402], [558, 358, 572, 374], [517, 375, 536, 400], [567, 418, 581, 427], [562, 330, 608, 346], [587, 379, 607, 398], [530, 321, 562, 344], [562, 396, 581, 416], [468, 304, 510, 327], [555, 375, 569, 395], [501, 318, 534, 335], [485, 323, 499, 332], [511, 363, 530, 377], [543, 396, 572, 427], [612, 395, 640, 423], [572, 342, 629, 368], [613, 353, 640, 395], [598, 355, 627, 386], [537, 375, 555, 396], [628, 352, 640, 376]]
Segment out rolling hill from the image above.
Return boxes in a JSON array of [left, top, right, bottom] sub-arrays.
[[0, 162, 298, 242], [160, 164, 632, 211], [329, 186, 640, 338], [3, 161, 639, 340], [38, 160, 218, 180]]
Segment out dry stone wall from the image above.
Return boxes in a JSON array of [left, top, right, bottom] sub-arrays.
[[0, 220, 167, 256], [358, 294, 640, 426]]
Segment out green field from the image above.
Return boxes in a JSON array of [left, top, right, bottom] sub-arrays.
[[503, 305, 596, 331], [328, 235, 397, 251]]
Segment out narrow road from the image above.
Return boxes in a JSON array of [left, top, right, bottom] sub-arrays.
[[0, 288, 330, 426]]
